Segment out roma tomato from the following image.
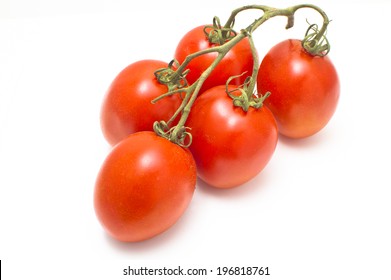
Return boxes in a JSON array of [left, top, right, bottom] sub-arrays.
[[100, 60, 181, 146], [257, 39, 340, 138], [174, 25, 254, 92], [94, 131, 196, 242], [186, 85, 278, 189]]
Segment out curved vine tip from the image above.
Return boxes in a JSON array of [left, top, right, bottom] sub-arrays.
[[302, 22, 330, 56]]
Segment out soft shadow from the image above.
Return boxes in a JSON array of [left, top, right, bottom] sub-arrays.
[[196, 170, 272, 200], [278, 130, 331, 149]]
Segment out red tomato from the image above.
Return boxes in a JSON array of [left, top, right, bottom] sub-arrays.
[[186, 85, 278, 188], [257, 39, 340, 138], [100, 60, 181, 146], [174, 25, 254, 92], [94, 131, 196, 242]]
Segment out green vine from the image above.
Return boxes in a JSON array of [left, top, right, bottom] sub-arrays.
[[153, 4, 331, 147]]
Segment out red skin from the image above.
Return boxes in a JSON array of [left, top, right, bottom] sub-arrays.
[[100, 60, 181, 146], [94, 132, 196, 242]]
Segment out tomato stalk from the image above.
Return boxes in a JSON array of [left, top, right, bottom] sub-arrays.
[[223, 31, 271, 112], [153, 3, 331, 147]]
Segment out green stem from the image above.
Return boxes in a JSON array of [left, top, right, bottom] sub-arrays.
[[292, 4, 329, 44], [246, 32, 258, 99], [174, 33, 246, 130], [173, 45, 226, 81], [223, 5, 272, 30]]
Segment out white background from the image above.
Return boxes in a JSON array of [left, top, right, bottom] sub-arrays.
[[1, 0, 390, 279]]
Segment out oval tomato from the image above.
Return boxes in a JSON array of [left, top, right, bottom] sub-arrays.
[[100, 60, 182, 146], [257, 39, 340, 138], [94, 131, 196, 242], [174, 25, 254, 93], [186, 85, 278, 188]]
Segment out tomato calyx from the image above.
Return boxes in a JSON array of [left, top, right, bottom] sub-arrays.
[[302, 21, 331, 57], [203, 16, 237, 45], [153, 121, 192, 148], [154, 60, 189, 91], [226, 75, 270, 112]]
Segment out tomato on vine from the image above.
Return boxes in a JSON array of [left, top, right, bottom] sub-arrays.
[[257, 39, 340, 138], [94, 3, 339, 243], [94, 131, 196, 242], [100, 60, 182, 146], [174, 23, 255, 93], [186, 85, 278, 188]]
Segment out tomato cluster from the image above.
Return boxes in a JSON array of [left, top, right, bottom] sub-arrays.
[[94, 8, 339, 242]]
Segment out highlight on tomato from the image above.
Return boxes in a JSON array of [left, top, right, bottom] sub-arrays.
[[94, 131, 197, 242], [186, 85, 278, 188], [257, 39, 340, 139], [100, 60, 182, 146]]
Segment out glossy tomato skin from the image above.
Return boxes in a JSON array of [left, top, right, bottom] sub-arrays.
[[101, 60, 181, 146], [94, 131, 196, 242], [186, 86, 278, 189], [174, 25, 254, 93], [257, 39, 340, 138]]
